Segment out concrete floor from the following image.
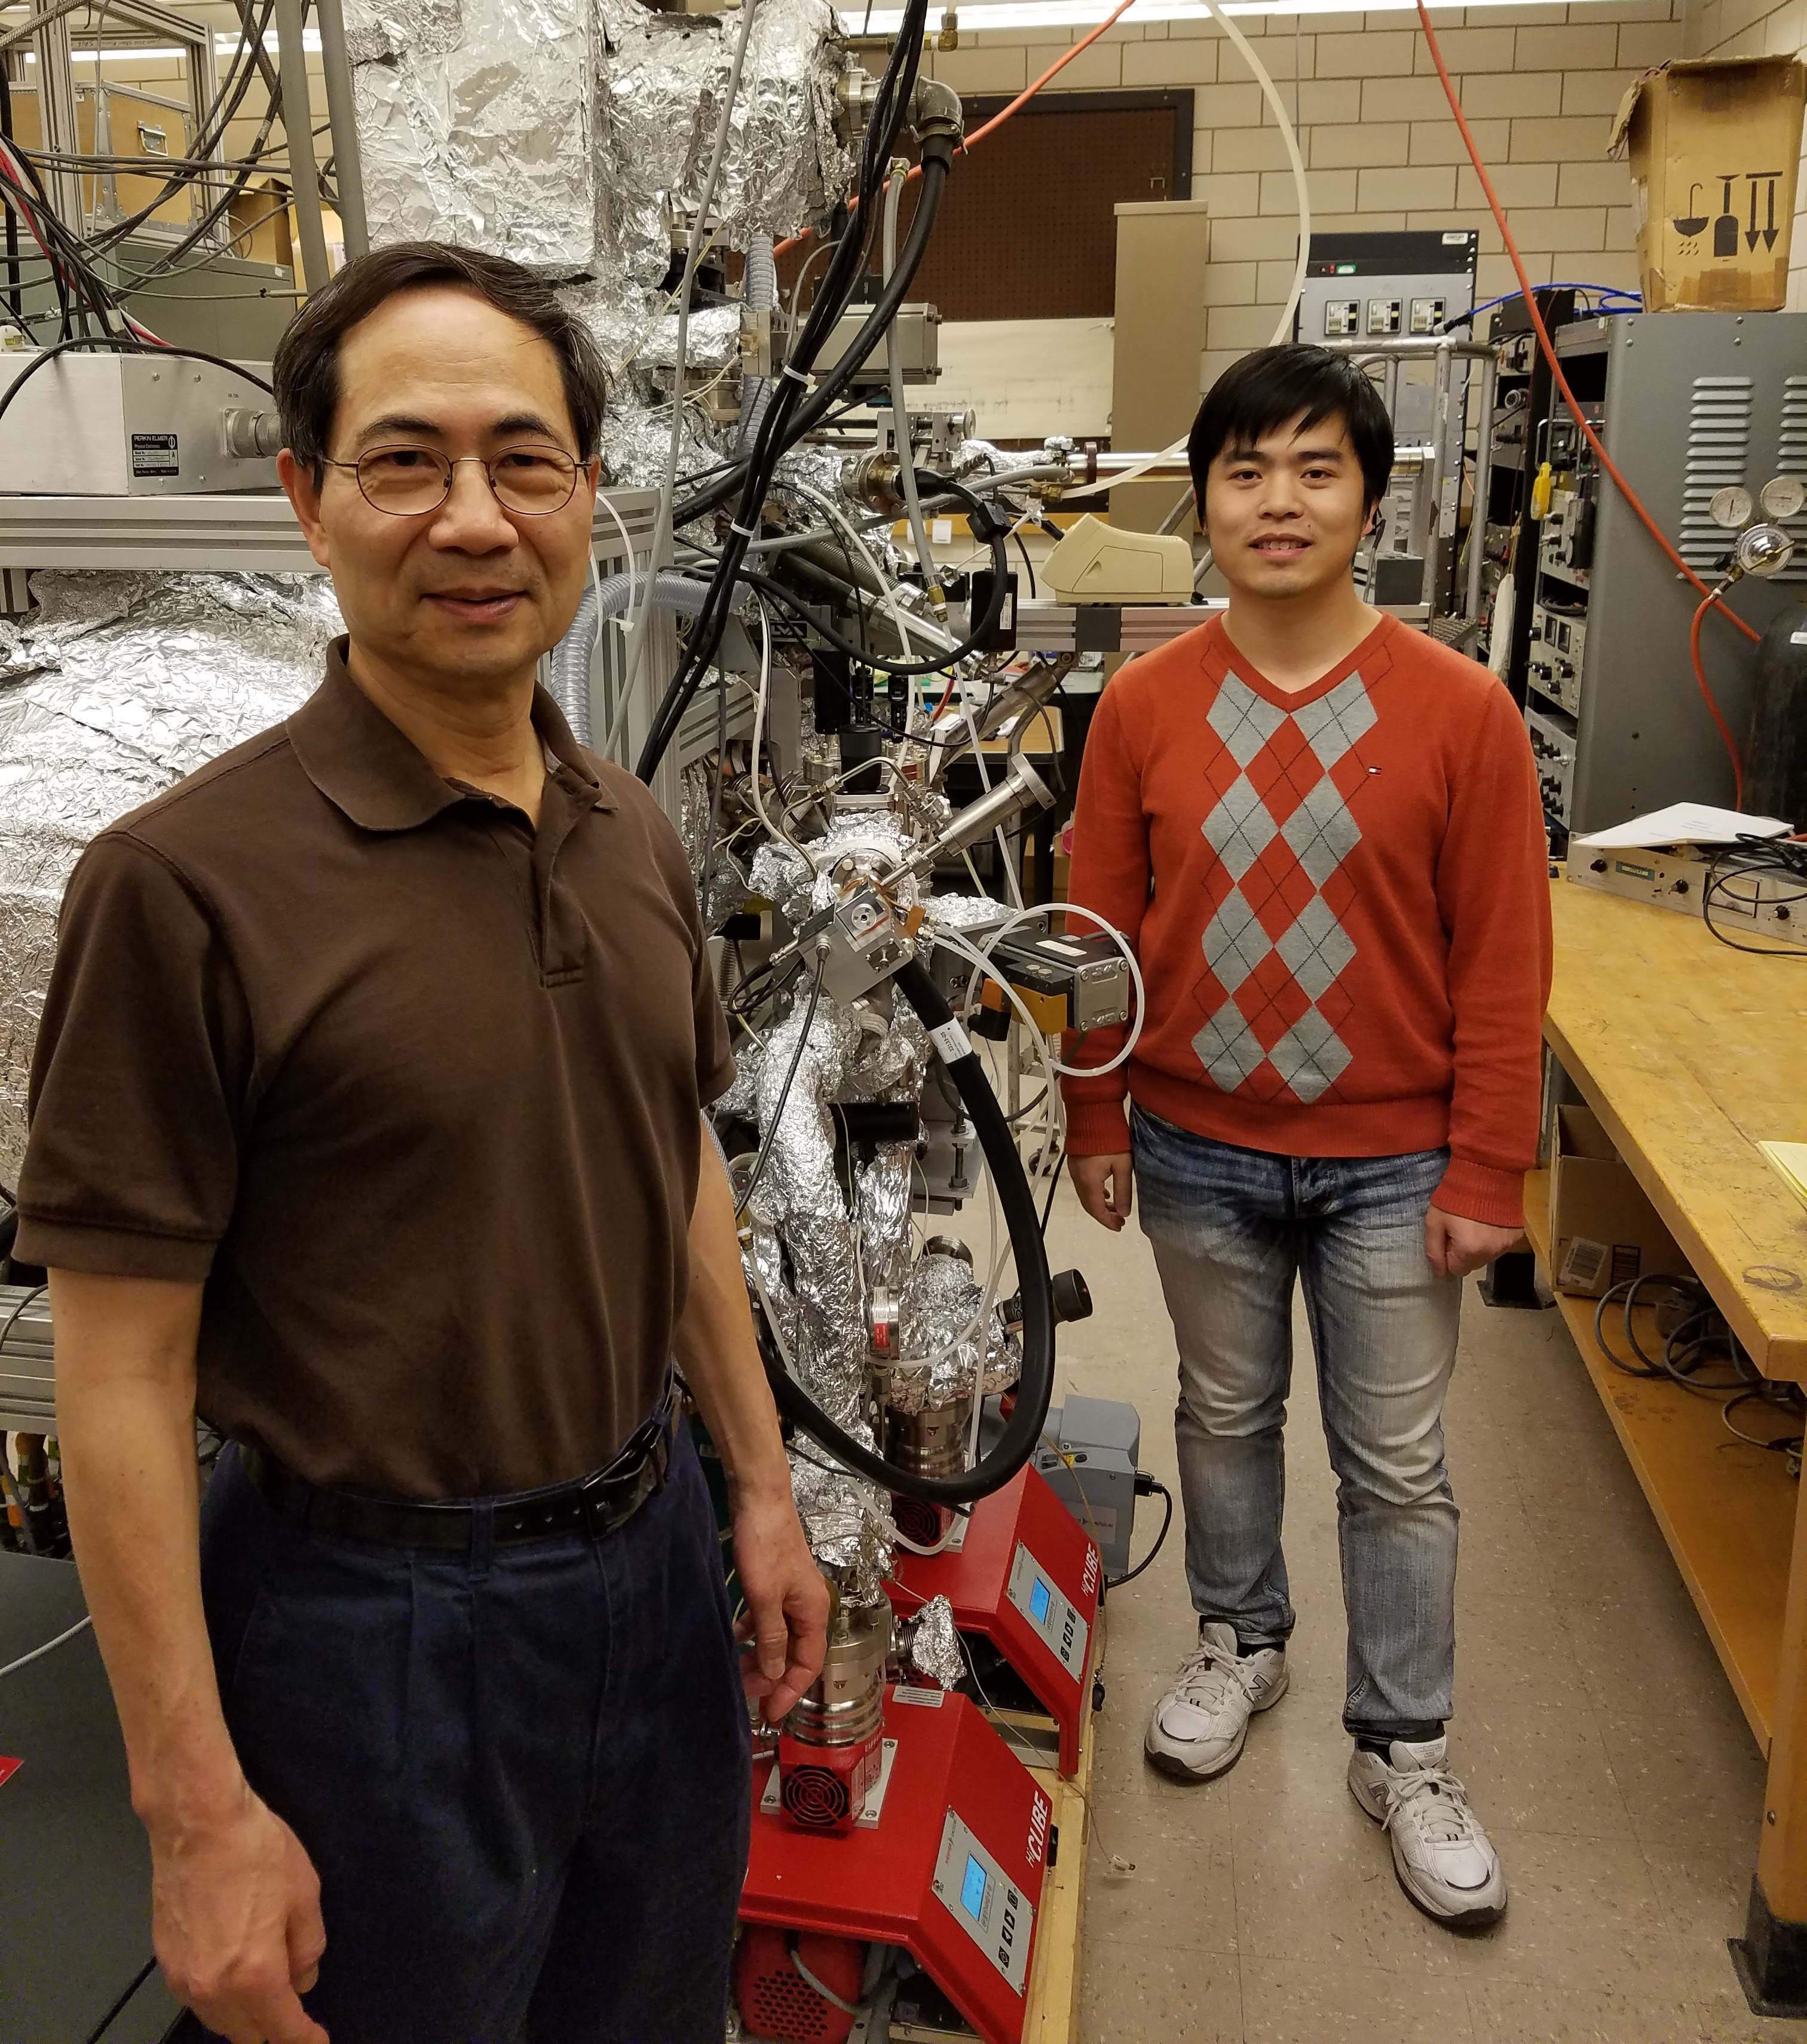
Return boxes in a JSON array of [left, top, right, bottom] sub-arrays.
[[1039, 1180, 1805, 2044]]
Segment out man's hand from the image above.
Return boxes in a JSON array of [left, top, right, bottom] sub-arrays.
[[731, 1483, 830, 1724], [149, 1783, 329, 2044], [1071, 1152, 1134, 1232], [1425, 1205, 1524, 1278]]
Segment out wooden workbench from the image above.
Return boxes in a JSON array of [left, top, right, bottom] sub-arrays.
[[1535, 876, 1807, 2010]]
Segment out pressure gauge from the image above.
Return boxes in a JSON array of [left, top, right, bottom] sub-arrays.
[[1736, 524, 1796, 579], [1709, 485, 1754, 530], [1760, 475, 1806, 522]]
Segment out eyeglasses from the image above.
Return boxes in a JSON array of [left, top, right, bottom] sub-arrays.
[[324, 444, 586, 518]]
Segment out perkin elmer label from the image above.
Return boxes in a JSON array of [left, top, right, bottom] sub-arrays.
[[131, 432, 179, 476]]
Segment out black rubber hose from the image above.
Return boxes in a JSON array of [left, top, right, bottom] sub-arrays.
[[759, 956, 1056, 1505]]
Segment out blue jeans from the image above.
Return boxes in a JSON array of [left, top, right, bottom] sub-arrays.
[[198, 1426, 752, 2044], [1132, 1106, 1463, 1741]]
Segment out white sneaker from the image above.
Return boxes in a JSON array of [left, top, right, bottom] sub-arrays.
[[1347, 1736, 1508, 1928], [1144, 1620, 1288, 1782]]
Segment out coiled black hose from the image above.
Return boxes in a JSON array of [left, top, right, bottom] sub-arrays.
[[758, 956, 1055, 1505]]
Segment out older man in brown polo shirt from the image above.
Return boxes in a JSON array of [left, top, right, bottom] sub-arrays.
[[15, 241, 826, 2044]]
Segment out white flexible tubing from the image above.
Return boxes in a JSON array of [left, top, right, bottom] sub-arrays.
[[976, 902, 1147, 1078], [1058, 0, 1310, 503], [618, 0, 760, 732]]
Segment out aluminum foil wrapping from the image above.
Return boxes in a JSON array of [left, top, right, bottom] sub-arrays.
[[679, 753, 746, 923], [908, 1594, 964, 1691], [748, 837, 813, 927], [351, 0, 596, 269], [747, 989, 869, 1429], [922, 891, 1011, 932], [788, 1430, 895, 1608], [596, 0, 853, 296], [596, 393, 722, 491], [0, 573, 342, 1183], [642, 304, 742, 374], [856, 1144, 914, 1295], [883, 1249, 1022, 1416]]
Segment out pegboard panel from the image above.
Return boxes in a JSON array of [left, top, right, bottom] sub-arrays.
[[914, 91, 1191, 322], [774, 89, 1190, 325]]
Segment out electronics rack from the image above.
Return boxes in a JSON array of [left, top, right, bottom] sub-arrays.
[[1521, 311, 1807, 843]]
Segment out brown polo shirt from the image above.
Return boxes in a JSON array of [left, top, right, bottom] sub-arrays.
[[16, 642, 734, 1500]]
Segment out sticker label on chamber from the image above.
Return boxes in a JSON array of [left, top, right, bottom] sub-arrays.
[[929, 1019, 972, 1064], [131, 432, 179, 476]]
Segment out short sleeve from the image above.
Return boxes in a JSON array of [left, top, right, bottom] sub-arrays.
[[14, 831, 253, 1280]]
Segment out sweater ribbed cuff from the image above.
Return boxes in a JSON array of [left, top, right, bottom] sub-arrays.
[[1062, 1097, 1133, 1159], [1432, 1157, 1529, 1231]]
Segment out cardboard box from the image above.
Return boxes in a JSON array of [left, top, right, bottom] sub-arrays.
[[1549, 1104, 1692, 1297], [1608, 57, 1807, 313]]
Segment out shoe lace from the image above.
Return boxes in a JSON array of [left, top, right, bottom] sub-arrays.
[[1381, 1761, 1484, 1847], [1171, 1640, 1259, 1713]]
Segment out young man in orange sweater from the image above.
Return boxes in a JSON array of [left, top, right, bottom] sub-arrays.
[[1062, 345, 1551, 1929]]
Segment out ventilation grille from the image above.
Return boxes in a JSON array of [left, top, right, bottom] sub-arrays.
[[1773, 374, 1807, 583], [1678, 374, 1753, 573], [781, 1764, 852, 1829], [893, 1496, 947, 1549]]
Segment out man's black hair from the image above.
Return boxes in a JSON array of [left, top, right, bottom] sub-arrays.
[[1187, 344, 1394, 513], [274, 241, 610, 481]]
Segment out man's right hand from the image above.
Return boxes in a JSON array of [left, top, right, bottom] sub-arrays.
[[149, 1783, 329, 2044], [1070, 1152, 1134, 1232]]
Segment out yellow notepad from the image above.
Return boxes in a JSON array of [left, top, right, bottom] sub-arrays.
[[1758, 1142, 1807, 1211]]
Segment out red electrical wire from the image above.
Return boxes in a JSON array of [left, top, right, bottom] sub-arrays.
[[1690, 588, 1746, 810], [1414, 1, 1758, 654], [775, 0, 1140, 259]]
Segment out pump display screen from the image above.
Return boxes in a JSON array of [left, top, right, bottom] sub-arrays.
[[1028, 1578, 1052, 1626], [933, 1809, 1036, 1996], [1007, 1542, 1090, 1678], [960, 1855, 987, 1920]]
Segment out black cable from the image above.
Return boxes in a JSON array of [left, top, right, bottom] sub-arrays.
[[1039, 1148, 1065, 1236], [1702, 836, 1807, 957], [1013, 531, 1037, 598], [1107, 1477, 1172, 1589], [756, 956, 1055, 1506], [84, 1958, 158, 2044], [634, 19, 934, 782]]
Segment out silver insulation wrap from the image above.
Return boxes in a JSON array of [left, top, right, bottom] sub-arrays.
[[595, 0, 853, 296], [0, 574, 342, 1182], [883, 1248, 1022, 1418], [350, 0, 597, 268], [908, 1593, 964, 1691]]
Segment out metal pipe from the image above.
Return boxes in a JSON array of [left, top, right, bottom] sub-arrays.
[[272, 0, 332, 293], [314, 0, 367, 259], [1422, 344, 1453, 613], [1465, 350, 1497, 627]]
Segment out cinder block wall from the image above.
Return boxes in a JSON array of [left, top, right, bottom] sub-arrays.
[[923, 2, 1686, 392], [1683, 0, 1807, 308]]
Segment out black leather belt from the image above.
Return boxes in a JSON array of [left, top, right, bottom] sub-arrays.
[[238, 1382, 680, 1552]]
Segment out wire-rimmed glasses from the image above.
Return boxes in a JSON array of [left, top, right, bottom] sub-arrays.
[[324, 445, 586, 518]]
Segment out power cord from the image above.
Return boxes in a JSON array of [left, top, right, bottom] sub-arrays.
[[1105, 1473, 1173, 1589], [1702, 836, 1807, 957]]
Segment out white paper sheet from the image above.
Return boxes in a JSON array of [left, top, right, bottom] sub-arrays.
[[1570, 803, 1793, 850]]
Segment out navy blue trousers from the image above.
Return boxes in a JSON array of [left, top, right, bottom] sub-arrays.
[[199, 1430, 752, 2044]]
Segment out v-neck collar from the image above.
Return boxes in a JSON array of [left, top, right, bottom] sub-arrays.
[[1201, 611, 1399, 711]]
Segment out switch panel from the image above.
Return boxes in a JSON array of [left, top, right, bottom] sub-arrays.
[[1410, 296, 1446, 334], [1324, 299, 1359, 337], [1367, 298, 1402, 336]]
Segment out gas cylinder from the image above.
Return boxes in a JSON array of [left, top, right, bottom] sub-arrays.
[[1745, 601, 1807, 826]]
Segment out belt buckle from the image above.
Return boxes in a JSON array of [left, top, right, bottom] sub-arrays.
[[578, 1462, 634, 1538]]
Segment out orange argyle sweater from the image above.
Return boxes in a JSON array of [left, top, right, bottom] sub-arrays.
[[1058, 612, 1552, 1229]]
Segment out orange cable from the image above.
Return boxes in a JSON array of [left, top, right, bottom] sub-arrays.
[[1413, 0, 1759, 648], [774, 0, 1141, 260], [1690, 588, 1746, 810]]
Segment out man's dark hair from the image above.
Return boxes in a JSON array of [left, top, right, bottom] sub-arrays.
[[273, 241, 610, 479], [1188, 344, 1394, 514]]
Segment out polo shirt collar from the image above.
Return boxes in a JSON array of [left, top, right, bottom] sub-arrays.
[[288, 638, 612, 833]]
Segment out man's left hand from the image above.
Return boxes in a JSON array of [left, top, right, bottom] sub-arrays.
[[731, 1485, 830, 1724], [1425, 1205, 1524, 1278]]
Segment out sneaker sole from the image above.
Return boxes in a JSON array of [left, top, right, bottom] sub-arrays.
[[1143, 1667, 1289, 1784]]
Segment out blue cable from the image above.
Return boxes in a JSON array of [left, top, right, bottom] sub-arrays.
[[1456, 283, 1641, 328]]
